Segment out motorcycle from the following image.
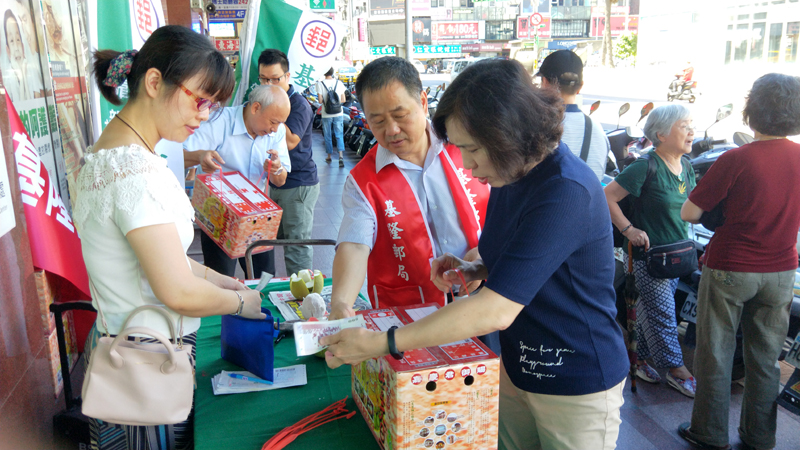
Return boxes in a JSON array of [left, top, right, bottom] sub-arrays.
[[687, 103, 737, 181], [427, 84, 445, 119], [667, 75, 697, 103], [604, 102, 655, 176]]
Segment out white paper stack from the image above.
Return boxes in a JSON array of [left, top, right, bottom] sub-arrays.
[[211, 365, 307, 395]]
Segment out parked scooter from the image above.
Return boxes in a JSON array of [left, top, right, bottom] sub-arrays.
[[605, 102, 655, 174], [687, 104, 737, 181], [667, 75, 697, 103], [427, 84, 445, 119]]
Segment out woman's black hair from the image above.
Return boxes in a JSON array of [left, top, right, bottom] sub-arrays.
[[743, 73, 800, 137], [432, 59, 564, 182], [355, 57, 422, 106], [92, 25, 234, 106]]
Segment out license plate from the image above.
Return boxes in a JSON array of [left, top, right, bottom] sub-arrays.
[[787, 333, 800, 369], [679, 293, 698, 324]]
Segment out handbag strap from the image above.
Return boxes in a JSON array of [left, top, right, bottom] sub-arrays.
[[90, 279, 185, 347], [579, 114, 592, 162]]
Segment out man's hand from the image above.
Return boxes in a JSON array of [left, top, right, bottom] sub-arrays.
[[321, 328, 387, 369], [329, 301, 356, 321], [265, 149, 282, 173], [200, 150, 225, 173]]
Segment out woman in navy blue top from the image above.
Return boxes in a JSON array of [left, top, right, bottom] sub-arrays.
[[321, 59, 629, 450]]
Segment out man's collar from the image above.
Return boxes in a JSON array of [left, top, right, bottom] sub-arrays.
[[375, 121, 443, 173], [287, 84, 296, 97], [232, 104, 250, 137], [565, 104, 581, 112]]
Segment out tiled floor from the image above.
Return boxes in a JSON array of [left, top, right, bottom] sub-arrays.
[[188, 128, 800, 450]]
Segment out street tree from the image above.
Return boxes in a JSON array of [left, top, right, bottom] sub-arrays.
[[602, 0, 616, 68]]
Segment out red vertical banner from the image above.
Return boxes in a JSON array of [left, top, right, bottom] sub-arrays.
[[7, 93, 90, 299]]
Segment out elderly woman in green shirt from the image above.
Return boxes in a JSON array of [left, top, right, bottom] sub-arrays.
[[603, 104, 697, 398]]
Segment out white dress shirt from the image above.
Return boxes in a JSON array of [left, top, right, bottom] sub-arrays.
[[338, 124, 471, 259], [183, 104, 291, 190]]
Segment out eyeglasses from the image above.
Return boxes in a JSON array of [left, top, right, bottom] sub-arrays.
[[678, 124, 696, 133], [179, 84, 222, 120], [258, 72, 288, 85]]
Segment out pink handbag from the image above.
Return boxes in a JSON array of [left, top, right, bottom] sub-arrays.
[[81, 303, 194, 426]]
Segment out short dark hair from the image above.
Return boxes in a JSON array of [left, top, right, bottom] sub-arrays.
[[432, 59, 564, 183], [325, 67, 334, 77], [355, 57, 422, 106], [93, 25, 233, 106], [258, 49, 289, 73], [743, 73, 800, 137]]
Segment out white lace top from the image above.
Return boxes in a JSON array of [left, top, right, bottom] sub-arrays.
[[74, 145, 200, 337]]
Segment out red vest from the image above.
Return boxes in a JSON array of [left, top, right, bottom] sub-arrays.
[[350, 143, 489, 308]]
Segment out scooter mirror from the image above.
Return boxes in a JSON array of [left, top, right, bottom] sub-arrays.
[[733, 131, 754, 146], [637, 102, 654, 125], [426, 86, 431, 94], [715, 103, 733, 122], [589, 100, 600, 115], [617, 103, 630, 129]]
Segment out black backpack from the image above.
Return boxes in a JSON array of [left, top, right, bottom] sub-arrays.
[[323, 79, 342, 114], [613, 153, 657, 248]]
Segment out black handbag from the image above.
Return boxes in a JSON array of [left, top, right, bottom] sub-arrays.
[[645, 239, 698, 279]]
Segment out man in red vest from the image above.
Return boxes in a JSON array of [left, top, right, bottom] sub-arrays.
[[330, 57, 490, 319]]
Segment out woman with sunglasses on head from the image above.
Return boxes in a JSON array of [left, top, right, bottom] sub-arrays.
[[74, 25, 265, 450]]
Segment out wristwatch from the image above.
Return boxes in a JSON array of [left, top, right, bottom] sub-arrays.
[[387, 326, 404, 360]]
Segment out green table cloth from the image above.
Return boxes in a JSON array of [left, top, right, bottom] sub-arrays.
[[194, 279, 381, 450]]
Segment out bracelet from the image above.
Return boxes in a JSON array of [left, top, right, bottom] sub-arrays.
[[387, 326, 404, 360], [233, 291, 244, 316], [620, 224, 633, 234]]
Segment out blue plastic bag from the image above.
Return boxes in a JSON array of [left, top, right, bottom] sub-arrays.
[[220, 307, 280, 381]]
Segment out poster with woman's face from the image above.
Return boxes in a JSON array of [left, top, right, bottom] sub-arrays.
[[1, 0, 45, 102]]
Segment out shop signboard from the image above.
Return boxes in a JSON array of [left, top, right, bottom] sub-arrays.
[[370, 0, 405, 20], [518, 14, 549, 39], [412, 17, 431, 42], [411, 0, 430, 15], [358, 17, 367, 41], [591, 15, 638, 38], [233, 0, 344, 104], [460, 43, 503, 52], [215, 38, 241, 52], [213, 0, 250, 9], [209, 9, 246, 21], [431, 20, 484, 41], [370, 46, 396, 56], [310, 0, 335, 11], [413, 44, 461, 56]]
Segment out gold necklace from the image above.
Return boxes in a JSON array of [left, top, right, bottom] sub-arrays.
[[115, 114, 155, 155]]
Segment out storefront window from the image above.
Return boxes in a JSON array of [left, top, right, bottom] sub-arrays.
[[768, 23, 782, 62], [725, 41, 732, 64], [735, 23, 749, 61], [485, 20, 515, 40], [552, 19, 589, 38], [787, 22, 799, 63], [750, 22, 765, 60]]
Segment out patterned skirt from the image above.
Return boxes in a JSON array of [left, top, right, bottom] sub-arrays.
[[83, 324, 197, 450]]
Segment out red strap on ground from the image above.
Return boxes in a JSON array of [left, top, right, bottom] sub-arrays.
[[262, 397, 355, 450]]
